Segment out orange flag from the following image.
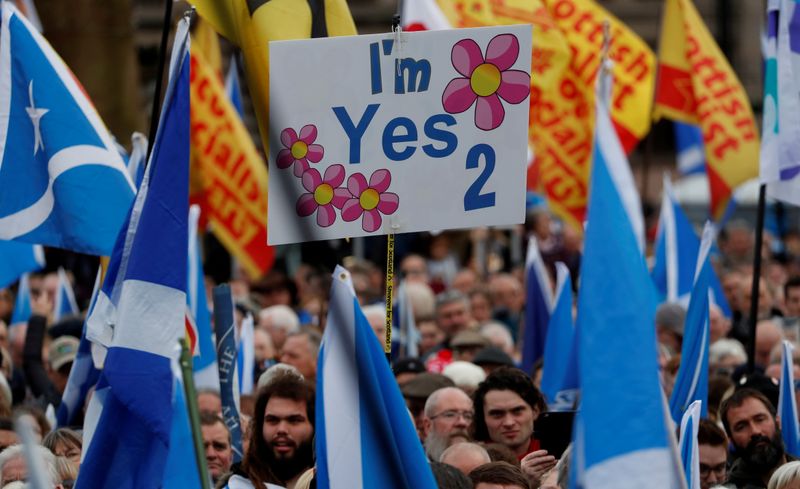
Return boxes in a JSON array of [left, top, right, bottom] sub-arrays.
[[190, 44, 273, 279], [654, 0, 759, 219]]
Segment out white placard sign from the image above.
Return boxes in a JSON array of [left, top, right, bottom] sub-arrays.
[[267, 25, 532, 245]]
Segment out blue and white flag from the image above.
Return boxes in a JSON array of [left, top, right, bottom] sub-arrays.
[[0, 3, 135, 255], [76, 16, 190, 489], [521, 237, 554, 373], [652, 176, 731, 317], [0, 241, 43, 290], [317, 266, 438, 489], [395, 281, 419, 359], [213, 284, 244, 463], [236, 312, 254, 395], [570, 61, 685, 489], [761, 0, 800, 206], [779, 340, 800, 456], [225, 56, 244, 117], [675, 122, 706, 177], [53, 266, 79, 322], [57, 265, 102, 428], [163, 351, 203, 489], [188, 205, 219, 391], [678, 400, 702, 489], [669, 223, 714, 422], [540, 262, 578, 411], [126, 132, 148, 190], [10, 272, 33, 326]]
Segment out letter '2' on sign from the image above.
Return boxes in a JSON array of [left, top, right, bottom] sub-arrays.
[[267, 26, 532, 245]]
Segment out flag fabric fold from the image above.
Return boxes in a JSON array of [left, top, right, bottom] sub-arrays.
[[76, 15, 191, 488], [669, 223, 714, 422], [236, 312, 255, 395], [317, 265, 437, 489], [521, 237, 554, 373], [678, 400, 702, 489], [53, 267, 79, 322], [162, 351, 203, 489], [540, 262, 577, 411], [0, 241, 43, 290], [10, 272, 33, 326], [0, 3, 135, 255], [188, 205, 219, 391], [779, 340, 800, 456]]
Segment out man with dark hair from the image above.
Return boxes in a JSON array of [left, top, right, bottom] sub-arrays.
[[473, 367, 553, 485], [697, 419, 728, 489], [230, 371, 315, 489], [785, 276, 800, 318], [721, 388, 794, 488], [200, 412, 233, 484], [469, 461, 531, 489]]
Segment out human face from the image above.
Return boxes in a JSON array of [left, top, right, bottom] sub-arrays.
[[424, 389, 474, 442], [262, 397, 314, 461], [787, 286, 800, 317], [419, 321, 444, 355], [436, 301, 471, 336], [1, 456, 26, 485], [726, 397, 777, 451], [483, 389, 537, 456], [469, 294, 492, 324], [54, 440, 82, 467], [698, 443, 727, 489], [280, 335, 317, 380], [198, 392, 222, 415], [202, 422, 232, 481]]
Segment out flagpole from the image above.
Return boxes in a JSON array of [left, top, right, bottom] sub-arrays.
[[145, 0, 176, 164], [180, 338, 212, 489], [384, 233, 395, 364], [746, 184, 767, 373]]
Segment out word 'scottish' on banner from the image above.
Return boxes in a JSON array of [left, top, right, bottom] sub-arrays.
[[268, 26, 532, 244]]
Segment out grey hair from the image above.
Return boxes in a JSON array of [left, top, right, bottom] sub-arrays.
[[709, 339, 747, 366], [769, 461, 800, 489], [0, 444, 59, 486], [423, 387, 469, 418]]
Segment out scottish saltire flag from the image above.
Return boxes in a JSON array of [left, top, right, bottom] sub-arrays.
[[10, 272, 33, 325], [163, 353, 203, 489], [76, 16, 190, 489], [0, 241, 43, 289], [674, 122, 705, 176], [652, 176, 731, 317], [225, 57, 244, 117], [53, 267, 79, 322], [188, 205, 219, 390], [11, 0, 42, 33], [521, 237, 554, 373], [126, 132, 148, 190], [213, 284, 244, 463], [317, 266, 438, 489], [761, 0, 800, 206], [678, 401, 702, 489], [540, 262, 578, 411], [570, 63, 685, 489], [0, 3, 135, 255], [779, 340, 800, 456], [236, 312, 255, 395], [669, 223, 714, 423], [57, 266, 102, 428]]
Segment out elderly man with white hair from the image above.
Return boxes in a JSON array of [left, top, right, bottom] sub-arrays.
[[0, 444, 63, 487], [440, 442, 491, 475], [422, 387, 474, 462], [257, 305, 300, 352]]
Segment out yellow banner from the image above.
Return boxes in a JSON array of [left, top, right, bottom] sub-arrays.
[[188, 0, 357, 154], [655, 0, 759, 219], [190, 45, 273, 279]]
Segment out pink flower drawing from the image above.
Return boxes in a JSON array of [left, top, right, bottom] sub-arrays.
[[341, 169, 400, 233], [277, 125, 324, 177], [442, 34, 531, 131], [296, 164, 349, 227]]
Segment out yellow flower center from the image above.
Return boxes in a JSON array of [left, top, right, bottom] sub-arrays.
[[470, 63, 502, 97], [291, 141, 309, 159], [360, 188, 380, 211], [314, 183, 334, 205]]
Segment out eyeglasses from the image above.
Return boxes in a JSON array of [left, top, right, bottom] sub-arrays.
[[429, 410, 474, 422], [699, 462, 726, 478]]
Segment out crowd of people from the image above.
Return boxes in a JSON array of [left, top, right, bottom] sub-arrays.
[[2, 207, 800, 488]]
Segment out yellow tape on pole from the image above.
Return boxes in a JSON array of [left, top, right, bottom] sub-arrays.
[[384, 233, 395, 355]]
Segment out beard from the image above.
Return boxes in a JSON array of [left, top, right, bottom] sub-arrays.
[[424, 429, 470, 461], [739, 430, 785, 471], [264, 438, 314, 483]]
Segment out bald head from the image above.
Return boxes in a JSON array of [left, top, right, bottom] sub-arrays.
[[755, 319, 783, 368], [440, 442, 491, 475]]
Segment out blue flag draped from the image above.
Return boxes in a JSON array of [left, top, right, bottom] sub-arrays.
[[521, 237, 554, 373], [0, 3, 135, 255], [53, 267, 79, 322], [779, 340, 800, 456], [678, 400, 702, 489], [317, 266, 437, 489], [0, 242, 43, 290], [76, 17, 191, 488], [188, 205, 219, 391], [540, 262, 578, 411], [10, 272, 33, 326]]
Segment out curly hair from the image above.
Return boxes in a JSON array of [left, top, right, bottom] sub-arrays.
[[472, 367, 545, 443], [243, 370, 315, 488]]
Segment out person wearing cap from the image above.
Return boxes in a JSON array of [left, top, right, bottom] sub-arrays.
[[472, 346, 515, 376], [393, 357, 426, 386], [655, 303, 686, 356], [451, 330, 489, 363], [400, 373, 455, 440]]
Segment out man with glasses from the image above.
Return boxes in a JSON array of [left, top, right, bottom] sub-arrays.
[[422, 387, 474, 461], [697, 419, 728, 489]]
